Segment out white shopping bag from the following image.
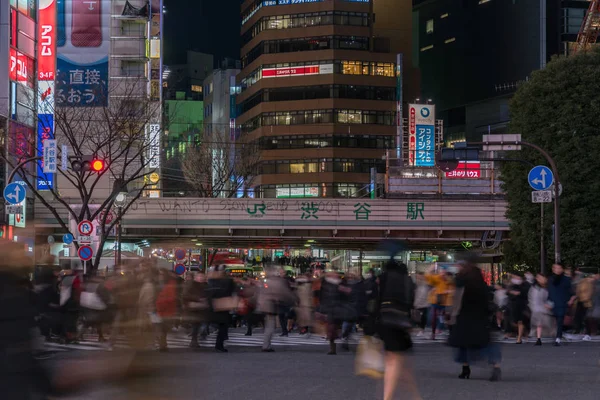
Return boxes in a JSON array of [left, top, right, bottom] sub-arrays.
[[355, 336, 385, 379]]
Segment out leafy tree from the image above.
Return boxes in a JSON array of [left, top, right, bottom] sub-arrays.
[[501, 49, 600, 268]]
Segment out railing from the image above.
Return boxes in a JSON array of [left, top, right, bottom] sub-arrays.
[[111, 38, 147, 59]]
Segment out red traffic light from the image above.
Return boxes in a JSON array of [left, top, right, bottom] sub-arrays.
[[91, 159, 105, 172]]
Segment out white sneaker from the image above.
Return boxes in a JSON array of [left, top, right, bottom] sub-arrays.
[[416, 331, 424, 337], [583, 335, 592, 341]]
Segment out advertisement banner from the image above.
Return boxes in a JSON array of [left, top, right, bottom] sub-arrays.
[[9, 48, 34, 88], [445, 161, 481, 179], [37, 114, 55, 190], [56, 0, 110, 107], [146, 124, 161, 169], [408, 104, 435, 166], [262, 64, 332, 78], [38, 0, 57, 81]]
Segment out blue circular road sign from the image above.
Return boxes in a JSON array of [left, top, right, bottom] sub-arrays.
[[3, 183, 26, 205], [528, 165, 554, 191], [174, 264, 186, 275], [174, 248, 186, 260], [78, 245, 93, 261], [63, 233, 74, 245]]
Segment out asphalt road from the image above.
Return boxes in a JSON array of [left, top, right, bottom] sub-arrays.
[[53, 341, 600, 400]]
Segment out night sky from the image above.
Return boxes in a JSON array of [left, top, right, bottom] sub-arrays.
[[163, 0, 241, 65]]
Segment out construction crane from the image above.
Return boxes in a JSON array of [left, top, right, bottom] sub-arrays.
[[574, 0, 600, 54]]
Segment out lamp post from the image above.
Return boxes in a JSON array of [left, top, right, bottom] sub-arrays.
[[114, 191, 127, 268]]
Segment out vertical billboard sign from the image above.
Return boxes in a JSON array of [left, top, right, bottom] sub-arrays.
[[408, 104, 436, 167], [56, 0, 110, 107], [37, 0, 57, 190], [396, 54, 403, 160], [146, 124, 161, 169]]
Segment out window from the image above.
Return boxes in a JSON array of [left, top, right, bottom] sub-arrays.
[[290, 163, 306, 174], [420, 45, 434, 52], [426, 19, 434, 34], [440, 13, 449, 19], [444, 37, 456, 44]]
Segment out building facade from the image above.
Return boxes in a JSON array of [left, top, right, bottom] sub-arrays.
[[412, 0, 586, 142], [203, 62, 241, 197], [0, 0, 37, 251], [237, 0, 399, 199], [163, 50, 214, 101]]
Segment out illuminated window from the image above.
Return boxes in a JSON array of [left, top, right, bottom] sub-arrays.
[[426, 19, 434, 34], [420, 45, 434, 52], [373, 62, 394, 77], [191, 85, 202, 93], [342, 61, 362, 75], [478, 0, 491, 4], [307, 163, 318, 173], [441, 13, 449, 19], [290, 163, 306, 174], [444, 37, 456, 44]]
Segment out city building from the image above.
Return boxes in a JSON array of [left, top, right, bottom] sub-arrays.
[[203, 59, 241, 197], [236, 0, 400, 199], [163, 91, 204, 196], [163, 50, 214, 101], [412, 0, 587, 142], [0, 0, 38, 252]]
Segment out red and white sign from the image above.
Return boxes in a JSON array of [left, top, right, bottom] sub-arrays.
[[78, 220, 94, 235], [9, 48, 33, 87], [262, 64, 333, 79], [38, 0, 56, 81], [97, 210, 115, 225], [408, 107, 416, 165], [445, 161, 481, 179]]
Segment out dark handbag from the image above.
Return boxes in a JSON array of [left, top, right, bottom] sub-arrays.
[[378, 273, 413, 330], [379, 303, 412, 330]]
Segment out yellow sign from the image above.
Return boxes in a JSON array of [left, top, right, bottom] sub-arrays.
[[149, 172, 160, 184]]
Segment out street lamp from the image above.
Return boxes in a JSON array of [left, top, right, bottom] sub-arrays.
[[114, 190, 128, 268]]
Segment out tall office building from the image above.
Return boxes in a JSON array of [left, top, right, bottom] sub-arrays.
[[413, 0, 587, 142], [237, 0, 399, 199]]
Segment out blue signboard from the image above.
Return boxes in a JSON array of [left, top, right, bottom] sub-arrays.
[[415, 125, 435, 167], [528, 165, 554, 191], [37, 114, 55, 190], [63, 233, 74, 245]]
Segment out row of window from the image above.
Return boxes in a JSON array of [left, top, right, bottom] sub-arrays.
[[240, 85, 396, 113], [242, 109, 396, 132], [242, 36, 370, 67], [257, 134, 394, 150], [242, 11, 369, 46], [242, 0, 371, 26], [258, 182, 372, 199], [240, 60, 396, 91], [259, 158, 385, 174]]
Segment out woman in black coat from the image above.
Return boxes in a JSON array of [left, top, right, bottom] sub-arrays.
[[448, 262, 501, 381], [377, 261, 420, 400], [208, 266, 236, 352]]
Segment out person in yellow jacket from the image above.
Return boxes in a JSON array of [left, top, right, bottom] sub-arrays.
[[425, 265, 455, 340]]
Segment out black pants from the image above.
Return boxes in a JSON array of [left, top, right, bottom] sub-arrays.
[[191, 322, 207, 342], [555, 315, 565, 339], [245, 314, 254, 335], [574, 303, 589, 334], [278, 311, 288, 335], [216, 323, 228, 350], [419, 308, 428, 330]]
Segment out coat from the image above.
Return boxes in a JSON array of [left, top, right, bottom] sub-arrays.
[[256, 276, 296, 315], [137, 280, 156, 326], [425, 273, 453, 306], [448, 266, 490, 349], [295, 278, 313, 327], [576, 277, 594, 308], [548, 275, 573, 316], [208, 277, 235, 324], [183, 280, 210, 323], [528, 285, 549, 315], [413, 280, 430, 309], [156, 280, 178, 319]]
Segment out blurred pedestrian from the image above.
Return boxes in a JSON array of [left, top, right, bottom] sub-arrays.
[[548, 264, 575, 346], [425, 265, 453, 340], [156, 271, 179, 352], [295, 273, 314, 335], [136, 267, 157, 350], [529, 273, 551, 346], [448, 261, 501, 382], [183, 272, 210, 348], [507, 273, 530, 344], [377, 260, 419, 400], [257, 267, 296, 352], [208, 265, 236, 353], [319, 271, 344, 355], [413, 272, 430, 336]]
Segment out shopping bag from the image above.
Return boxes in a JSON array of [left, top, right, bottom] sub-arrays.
[[355, 336, 384, 379], [80, 291, 107, 311]]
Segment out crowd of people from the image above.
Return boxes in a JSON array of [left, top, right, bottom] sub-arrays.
[[4, 239, 600, 400]]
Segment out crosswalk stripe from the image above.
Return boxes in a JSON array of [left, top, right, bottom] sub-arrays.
[[43, 330, 600, 352]]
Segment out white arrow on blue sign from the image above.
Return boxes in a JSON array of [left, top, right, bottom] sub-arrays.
[[63, 233, 74, 245], [528, 165, 554, 191], [3, 183, 26, 205]]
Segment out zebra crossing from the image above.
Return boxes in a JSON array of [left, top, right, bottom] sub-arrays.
[[42, 329, 600, 353]]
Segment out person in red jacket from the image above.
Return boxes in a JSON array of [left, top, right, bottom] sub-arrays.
[[156, 271, 178, 351]]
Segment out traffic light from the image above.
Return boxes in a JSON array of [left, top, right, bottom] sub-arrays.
[[71, 155, 106, 172]]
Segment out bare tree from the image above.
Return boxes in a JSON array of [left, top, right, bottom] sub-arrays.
[[181, 132, 260, 197], [2, 79, 161, 273]]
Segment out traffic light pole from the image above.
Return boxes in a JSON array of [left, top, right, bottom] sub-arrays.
[[471, 140, 562, 266]]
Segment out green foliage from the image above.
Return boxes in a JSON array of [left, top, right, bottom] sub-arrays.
[[502, 50, 600, 268]]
